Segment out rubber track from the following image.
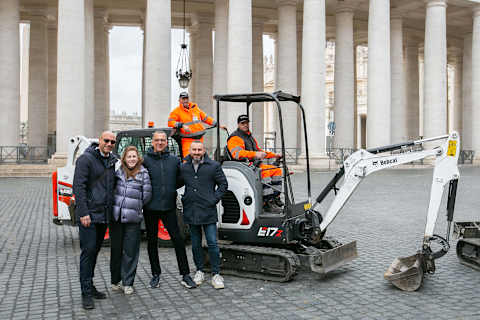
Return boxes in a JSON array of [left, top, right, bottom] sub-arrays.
[[215, 244, 301, 282], [456, 238, 480, 271]]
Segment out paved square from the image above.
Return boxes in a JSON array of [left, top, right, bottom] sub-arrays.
[[0, 167, 479, 319]]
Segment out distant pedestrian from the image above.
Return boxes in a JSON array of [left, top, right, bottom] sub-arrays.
[[110, 146, 152, 295], [180, 140, 228, 289], [73, 131, 118, 310], [142, 131, 197, 289]]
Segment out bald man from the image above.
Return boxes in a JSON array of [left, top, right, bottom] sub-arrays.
[[73, 131, 118, 309]]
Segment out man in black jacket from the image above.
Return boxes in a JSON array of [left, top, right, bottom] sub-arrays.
[[73, 131, 118, 310], [143, 131, 197, 289], [180, 140, 228, 289]]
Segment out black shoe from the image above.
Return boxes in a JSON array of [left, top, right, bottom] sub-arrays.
[[92, 286, 107, 299], [82, 294, 95, 310], [181, 275, 197, 289], [150, 274, 160, 288]]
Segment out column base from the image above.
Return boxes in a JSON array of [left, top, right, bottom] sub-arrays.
[[292, 154, 333, 171], [48, 152, 68, 167]]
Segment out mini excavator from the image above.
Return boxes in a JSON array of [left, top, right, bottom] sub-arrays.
[[209, 91, 460, 291]]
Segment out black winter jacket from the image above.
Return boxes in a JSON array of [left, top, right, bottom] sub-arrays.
[[180, 154, 228, 225], [72, 143, 118, 224], [143, 147, 182, 212]]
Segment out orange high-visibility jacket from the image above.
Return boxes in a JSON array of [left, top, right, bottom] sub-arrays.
[[167, 102, 216, 138], [227, 129, 276, 161]]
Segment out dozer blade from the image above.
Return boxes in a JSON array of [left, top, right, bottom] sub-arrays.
[[384, 253, 424, 292], [298, 240, 358, 274], [456, 238, 480, 271]]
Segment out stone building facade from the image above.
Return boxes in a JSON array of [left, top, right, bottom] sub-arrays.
[[1, 0, 480, 165]]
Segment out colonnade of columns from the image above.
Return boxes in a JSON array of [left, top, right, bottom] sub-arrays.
[[1, 0, 480, 163]]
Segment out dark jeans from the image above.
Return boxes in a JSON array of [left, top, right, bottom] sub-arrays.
[[190, 223, 220, 274], [109, 221, 141, 286], [78, 222, 107, 295], [144, 209, 190, 276]]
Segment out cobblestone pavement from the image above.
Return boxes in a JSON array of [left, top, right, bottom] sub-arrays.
[[0, 167, 479, 320]]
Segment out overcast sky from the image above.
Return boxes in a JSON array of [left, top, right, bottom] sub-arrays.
[[109, 26, 274, 116]]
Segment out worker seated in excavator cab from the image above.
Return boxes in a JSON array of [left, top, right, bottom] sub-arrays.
[[226, 114, 284, 211]]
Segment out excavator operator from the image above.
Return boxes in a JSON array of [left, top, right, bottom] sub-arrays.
[[227, 114, 284, 211], [168, 91, 225, 158]]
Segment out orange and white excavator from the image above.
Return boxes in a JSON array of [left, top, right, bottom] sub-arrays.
[[52, 136, 95, 225]]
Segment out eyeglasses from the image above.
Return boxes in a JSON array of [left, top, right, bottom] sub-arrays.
[[103, 139, 116, 145]]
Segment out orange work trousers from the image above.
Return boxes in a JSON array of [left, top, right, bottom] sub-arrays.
[[181, 136, 204, 159], [260, 163, 282, 180]]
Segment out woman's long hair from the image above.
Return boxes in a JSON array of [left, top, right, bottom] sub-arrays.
[[121, 146, 143, 179]]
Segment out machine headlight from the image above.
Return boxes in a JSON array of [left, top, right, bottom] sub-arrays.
[[244, 196, 253, 206], [59, 187, 72, 196]]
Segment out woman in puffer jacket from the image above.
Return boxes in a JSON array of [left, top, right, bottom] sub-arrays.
[[110, 146, 152, 295]]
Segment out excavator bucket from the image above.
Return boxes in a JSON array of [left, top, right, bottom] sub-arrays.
[[384, 253, 424, 291]]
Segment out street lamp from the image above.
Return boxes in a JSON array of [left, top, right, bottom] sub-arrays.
[[175, 0, 192, 89]]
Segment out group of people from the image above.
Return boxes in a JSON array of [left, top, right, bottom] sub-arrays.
[[72, 91, 283, 310]]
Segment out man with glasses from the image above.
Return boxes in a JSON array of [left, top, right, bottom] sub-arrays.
[[73, 131, 118, 309]]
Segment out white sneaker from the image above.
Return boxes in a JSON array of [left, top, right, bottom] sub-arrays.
[[211, 274, 224, 290], [123, 286, 134, 295], [111, 283, 123, 292], [193, 271, 205, 286]]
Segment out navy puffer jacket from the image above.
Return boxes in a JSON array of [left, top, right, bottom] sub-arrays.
[[112, 166, 152, 223], [73, 143, 118, 224], [143, 147, 183, 212]]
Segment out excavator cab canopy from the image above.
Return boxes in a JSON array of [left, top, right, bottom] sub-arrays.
[[213, 91, 312, 208]]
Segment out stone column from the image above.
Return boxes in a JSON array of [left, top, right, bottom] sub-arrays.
[[452, 49, 463, 135], [277, 0, 298, 149], [28, 13, 49, 146], [252, 18, 264, 145], [48, 24, 57, 136], [144, 0, 171, 127], [423, 0, 447, 139], [214, 0, 228, 125], [301, 0, 326, 158], [191, 15, 213, 148], [367, 0, 391, 147], [188, 27, 198, 103], [20, 24, 30, 130], [105, 26, 110, 130], [334, 6, 355, 148], [227, 0, 252, 130], [472, 7, 480, 159], [297, 23, 303, 154], [56, 0, 86, 154], [94, 10, 108, 137], [390, 16, 406, 143], [84, 0, 95, 138], [405, 33, 420, 140], [0, 0, 20, 146], [462, 34, 472, 150]]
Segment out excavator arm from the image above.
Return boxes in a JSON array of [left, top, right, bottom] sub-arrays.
[[309, 132, 460, 291]]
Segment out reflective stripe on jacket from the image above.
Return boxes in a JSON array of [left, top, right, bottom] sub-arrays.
[[167, 102, 216, 138], [227, 129, 276, 161]]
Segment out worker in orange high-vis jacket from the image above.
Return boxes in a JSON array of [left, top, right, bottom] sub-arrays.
[[227, 114, 284, 211], [168, 92, 225, 158]]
